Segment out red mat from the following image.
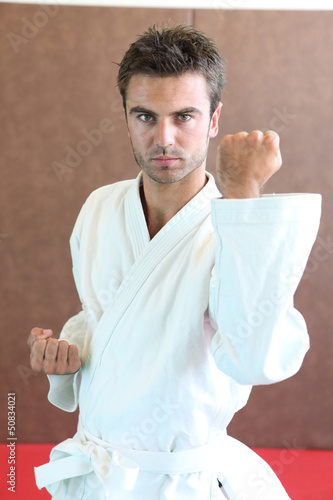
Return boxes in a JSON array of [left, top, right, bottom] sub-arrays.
[[1, 444, 332, 499]]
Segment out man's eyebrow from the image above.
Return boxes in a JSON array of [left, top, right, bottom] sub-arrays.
[[129, 106, 202, 116], [129, 106, 156, 116], [175, 107, 202, 115]]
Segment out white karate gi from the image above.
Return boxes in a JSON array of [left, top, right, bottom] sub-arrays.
[[35, 173, 321, 500]]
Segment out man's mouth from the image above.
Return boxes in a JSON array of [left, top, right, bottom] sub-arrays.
[[151, 156, 180, 167]]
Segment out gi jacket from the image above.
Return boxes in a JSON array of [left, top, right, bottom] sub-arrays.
[[38, 173, 321, 500]]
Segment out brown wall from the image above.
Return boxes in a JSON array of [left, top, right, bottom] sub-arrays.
[[1, 4, 332, 450]]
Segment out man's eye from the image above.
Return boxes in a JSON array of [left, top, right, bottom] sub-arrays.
[[139, 114, 153, 122], [178, 114, 191, 121]]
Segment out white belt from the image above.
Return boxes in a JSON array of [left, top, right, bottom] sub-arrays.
[[35, 419, 226, 495]]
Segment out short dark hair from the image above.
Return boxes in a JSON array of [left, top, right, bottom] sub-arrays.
[[117, 24, 226, 117]]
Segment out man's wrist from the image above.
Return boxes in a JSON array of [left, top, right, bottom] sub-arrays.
[[220, 183, 261, 199]]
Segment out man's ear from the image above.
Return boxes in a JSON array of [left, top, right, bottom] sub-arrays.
[[208, 102, 222, 138]]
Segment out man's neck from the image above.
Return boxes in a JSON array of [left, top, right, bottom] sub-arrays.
[[140, 169, 207, 239]]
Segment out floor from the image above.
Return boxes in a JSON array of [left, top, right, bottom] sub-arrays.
[[1, 444, 332, 499]]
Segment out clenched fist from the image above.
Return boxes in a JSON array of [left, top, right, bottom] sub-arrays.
[[28, 327, 81, 375], [216, 130, 282, 198]]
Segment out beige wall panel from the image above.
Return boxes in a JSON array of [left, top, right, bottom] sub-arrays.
[[196, 9, 333, 449]]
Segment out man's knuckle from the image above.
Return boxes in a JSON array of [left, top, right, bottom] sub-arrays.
[[34, 339, 46, 349], [235, 131, 248, 139], [47, 338, 58, 347], [58, 340, 69, 353], [249, 130, 263, 142]]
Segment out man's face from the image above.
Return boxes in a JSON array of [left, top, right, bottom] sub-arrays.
[[125, 73, 221, 185]]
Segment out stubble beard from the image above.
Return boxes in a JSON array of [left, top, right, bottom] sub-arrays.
[[130, 139, 210, 185]]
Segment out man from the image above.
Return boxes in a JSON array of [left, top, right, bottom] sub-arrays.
[[28, 25, 321, 499]]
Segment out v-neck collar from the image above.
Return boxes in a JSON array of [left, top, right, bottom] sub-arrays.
[[125, 172, 221, 260]]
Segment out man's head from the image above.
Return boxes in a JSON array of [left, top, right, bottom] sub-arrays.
[[117, 24, 226, 118]]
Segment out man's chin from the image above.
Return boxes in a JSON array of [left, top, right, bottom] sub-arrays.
[[142, 168, 189, 185]]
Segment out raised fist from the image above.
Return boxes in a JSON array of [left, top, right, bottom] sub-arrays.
[[216, 130, 282, 198], [28, 327, 81, 375]]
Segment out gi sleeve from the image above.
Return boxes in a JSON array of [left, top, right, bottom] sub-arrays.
[[47, 201, 90, 412], [209, 193, 322, 386]]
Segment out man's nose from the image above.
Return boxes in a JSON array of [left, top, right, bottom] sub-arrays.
[[154, 119, 175, 148]]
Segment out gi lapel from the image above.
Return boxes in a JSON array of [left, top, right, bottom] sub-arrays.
[[124, 174, 150, 260], [85, 173, 220, 379]]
